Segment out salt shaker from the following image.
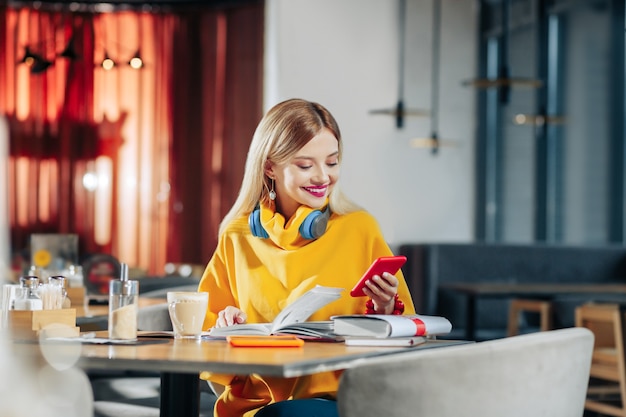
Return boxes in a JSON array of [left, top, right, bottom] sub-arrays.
[[108, 263, 139, 340], [14, 276, 43, 311]]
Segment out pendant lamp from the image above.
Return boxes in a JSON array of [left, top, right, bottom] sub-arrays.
[[369, 0, 429, 128], [30, 56, 54, 74], [410, 0, 458, 154], [461, 0, 542, 100]]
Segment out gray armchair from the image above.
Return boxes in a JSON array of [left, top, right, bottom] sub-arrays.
[[337, 327, 594, 417]]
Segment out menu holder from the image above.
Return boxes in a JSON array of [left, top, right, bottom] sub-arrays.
[[29, 233, 78, 270], [8, 308, 79, 339]]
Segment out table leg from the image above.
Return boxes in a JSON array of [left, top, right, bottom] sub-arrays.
[[466, 295, 476, 341], [160, 372, 200, 417]]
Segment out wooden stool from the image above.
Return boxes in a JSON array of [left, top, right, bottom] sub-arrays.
[[507, 299, 552, 337], [576, 303, 626, 417]]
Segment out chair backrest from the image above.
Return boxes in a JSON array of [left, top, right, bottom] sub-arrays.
[[575, 302, 626, 417], [337, 328, 594, 417]]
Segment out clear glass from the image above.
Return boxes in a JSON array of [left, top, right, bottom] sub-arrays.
[[167, 291, 209, 340], [108, 279, 139, 340]]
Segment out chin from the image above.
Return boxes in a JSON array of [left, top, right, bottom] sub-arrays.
[[301, 197, 326, 209]]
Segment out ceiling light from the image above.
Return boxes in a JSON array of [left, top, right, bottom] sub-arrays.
[[128, 50, 144, 69], [18, 47, 37, 65], [462, 77, 543, 89], [410, 134, 459, 154], [101, 52, 116, 70], [29, 55, 54, 74], [18, 31, 80, 74], [513, 114, 565, 126]]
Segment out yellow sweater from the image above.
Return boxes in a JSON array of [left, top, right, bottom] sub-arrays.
[[198, 203, 415, 417]]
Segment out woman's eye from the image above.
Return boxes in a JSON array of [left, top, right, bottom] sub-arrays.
[[327, 162, 338, 167], [298, 165, 312, 170]]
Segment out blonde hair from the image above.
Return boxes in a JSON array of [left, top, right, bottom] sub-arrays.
[[218, 98, 362, 236]]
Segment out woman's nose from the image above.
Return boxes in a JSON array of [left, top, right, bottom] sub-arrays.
[[312, 165, 329, 182]]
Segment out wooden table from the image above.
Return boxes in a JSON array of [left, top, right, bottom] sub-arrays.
[[75, 336, 467, 417], [439, 282, 626, 340]]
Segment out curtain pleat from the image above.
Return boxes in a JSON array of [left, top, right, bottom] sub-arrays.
[[167, 4, 264, 265]]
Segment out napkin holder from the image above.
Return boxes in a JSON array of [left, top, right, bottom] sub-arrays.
[[8, 308, 79, 339]]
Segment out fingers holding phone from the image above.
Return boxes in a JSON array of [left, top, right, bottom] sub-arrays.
[[350, 255, 407, 297], [350, 255, 407, 314], [362, 271, 398, 299], [362, 272, 399, 314]]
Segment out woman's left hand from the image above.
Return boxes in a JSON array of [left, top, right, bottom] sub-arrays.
[[362, 272, 399, 314]]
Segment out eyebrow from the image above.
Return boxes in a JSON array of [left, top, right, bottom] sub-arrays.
[[293, 151, 339, 161]]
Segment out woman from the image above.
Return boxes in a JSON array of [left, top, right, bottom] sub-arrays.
[[198, 98, 415, 417]]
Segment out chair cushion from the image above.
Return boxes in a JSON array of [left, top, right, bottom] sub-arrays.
[[137, 303, 172, 331]]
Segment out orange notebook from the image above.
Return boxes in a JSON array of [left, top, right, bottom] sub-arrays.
[[227, 335, 305, 348]]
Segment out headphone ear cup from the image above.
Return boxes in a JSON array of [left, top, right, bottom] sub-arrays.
[[249, 206, 269, 238], [299, 207, 330, 240]]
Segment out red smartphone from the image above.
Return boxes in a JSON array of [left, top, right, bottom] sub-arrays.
[[349, 255, 407, 297]]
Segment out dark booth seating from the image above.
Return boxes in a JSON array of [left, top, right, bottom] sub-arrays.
[[398, 243, 626, 340]]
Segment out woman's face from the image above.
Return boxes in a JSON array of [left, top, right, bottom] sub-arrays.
[[267, 127, 340, 219]]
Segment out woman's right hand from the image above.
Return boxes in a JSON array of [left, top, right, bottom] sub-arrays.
[[215, 306, 247, 327]]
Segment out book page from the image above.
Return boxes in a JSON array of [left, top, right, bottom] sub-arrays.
[[208, 323, 273, 337], [270, 286, 343, 333], [273, 321, 339, 340], [208, 286, 343, 338]]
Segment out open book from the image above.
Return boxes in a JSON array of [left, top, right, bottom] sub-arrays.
[[332, 314, 452, 338], [207, 285, 343, 339]]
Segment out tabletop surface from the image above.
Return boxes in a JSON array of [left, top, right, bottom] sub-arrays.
[[75, 336, 467, 378]]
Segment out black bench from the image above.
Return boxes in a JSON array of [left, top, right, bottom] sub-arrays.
[[398, 242, 626, 340]]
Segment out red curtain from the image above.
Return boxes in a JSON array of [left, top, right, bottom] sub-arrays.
[[167, 5, 264, 266], [0, 2, 263, 275], [0, 8, 99, 261]]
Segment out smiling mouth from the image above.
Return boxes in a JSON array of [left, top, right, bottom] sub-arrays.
[[303, 186, 327, 197]]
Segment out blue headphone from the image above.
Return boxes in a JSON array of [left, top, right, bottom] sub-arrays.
[[249, 204, 331, 240]]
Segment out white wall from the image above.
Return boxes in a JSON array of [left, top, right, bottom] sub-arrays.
[[264, 0, 478, 247]]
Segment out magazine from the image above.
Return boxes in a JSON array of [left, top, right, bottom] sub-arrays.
[[343, 336, 426, 347], [332, 314, 452, 338], [208, 285, 343, 339]]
